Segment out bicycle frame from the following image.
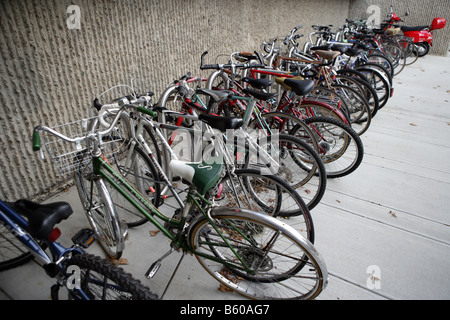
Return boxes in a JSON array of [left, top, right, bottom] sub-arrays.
[[90, 156, 255, 273]]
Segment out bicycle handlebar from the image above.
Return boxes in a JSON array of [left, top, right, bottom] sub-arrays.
[[32, 101, 157, 152], [200, 51, 265, 70]]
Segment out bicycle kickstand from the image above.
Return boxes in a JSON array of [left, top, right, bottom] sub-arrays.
[[160, 251, 186, 300]]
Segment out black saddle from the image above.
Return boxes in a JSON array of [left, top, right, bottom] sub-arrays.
[[13, 199, 73, 240], [242, 88, 277, 101], [310, 43, 348, 54], [196, 89, 235, 103], [198, 113, 243, 132], [283, 79, 315, 96], [345, 47, 363, 57], [241, 77, 271, 89]]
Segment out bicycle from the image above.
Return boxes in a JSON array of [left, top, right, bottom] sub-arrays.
[[152, 70, 327, 211], [32, 104, 328, 299], [0, 199, 157, 299], [93, 84, 319, 230]]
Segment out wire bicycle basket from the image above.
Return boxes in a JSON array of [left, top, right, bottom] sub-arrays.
[[39, 117, 126, 178]]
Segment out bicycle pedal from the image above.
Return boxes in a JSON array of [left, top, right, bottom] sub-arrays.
[[145, 260, 161, 279], [72, 228, 96, 248]]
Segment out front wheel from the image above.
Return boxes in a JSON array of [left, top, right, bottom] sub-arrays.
[[56, 253, 158, 300], [301, 116, 364, 178], [188, 207, 328, 300], [74, 167, 124, 259]]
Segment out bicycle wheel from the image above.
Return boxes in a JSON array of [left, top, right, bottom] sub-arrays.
[[383, 42, 406, 75], [356, 66, 391, 109], [56, 253, 157, 300], [329, 84, 371, 136], [99, 113, 161, 227], [334, 74, 379, 118], [367, 53, 395, 79], [398, 38, 419, 66], [307, 86, 352, 123], [359, 62, 393, 87], [301, 116, 364, 178], [249, 111, 320, 152], [74, 161, 124, 259], [188, 207, 328, 300], [336, 70, 380, 118], [244, 134, 327, 211], [206, 70, 231, 90], [108, 144, 161, 227], [0, 222, 34, 271], [211, 168, 314, 243]]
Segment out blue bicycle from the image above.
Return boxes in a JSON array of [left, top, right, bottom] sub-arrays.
[[0, 199, 156, 300]]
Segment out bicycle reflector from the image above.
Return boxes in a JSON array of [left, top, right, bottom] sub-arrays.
[[47, 228, 61, 242]]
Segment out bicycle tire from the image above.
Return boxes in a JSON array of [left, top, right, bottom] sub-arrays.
[[0, 222, 34, 271], [243, 134, 327, 211], [56, 253, 157, 300], [329, 83, 372, 135], [188, 207, 327, 300], [108, 144, 161, 227], [307, 86, 352, 123], [301, 116, 364, 178], [355, 66, 391, 109], [336, 70, 380, 118], [367, 53, 395, 79], [74, 163, 124, 259], [248, 111, 320, 152], [383, 41, 406, 75], [213, 168, 314, 242], [358, 62, 393, 87]]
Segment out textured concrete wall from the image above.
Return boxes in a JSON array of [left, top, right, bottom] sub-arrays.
[[349, 0, 450, 56], [2, 0, 448, 201], [0, 0, 352, 201]]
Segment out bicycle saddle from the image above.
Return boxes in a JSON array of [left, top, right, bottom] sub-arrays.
[[196, 89, 234, 103], [242, 88, 277, 101], [314, 50, 341, 61], [282, 79, 315, 96], [13, 199, 73, 240], [198, 113, 243, 132], [344, 47, 363, 57], [169, 156, 224, 195], [241, 77, 271, 89], [275, 75, 304, 91]]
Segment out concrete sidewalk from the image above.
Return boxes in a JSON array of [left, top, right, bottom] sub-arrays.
[[1, 54, 449, 300]]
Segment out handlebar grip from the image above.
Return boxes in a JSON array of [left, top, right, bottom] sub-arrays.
[[200, 64, 219, 70], [137, 106, 157, 118], [32, 131, 41, 151]]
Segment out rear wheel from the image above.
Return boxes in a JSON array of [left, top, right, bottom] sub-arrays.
[[0, 222, 34, 271], [301, 116, 364, 178], [212, 168, 314, 242], [188, 207, 328, 300]]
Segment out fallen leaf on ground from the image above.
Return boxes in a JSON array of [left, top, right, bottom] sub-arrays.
[[218, 284, 234, 293], [149, 230, 160, 237], [107, 257, 129, 266], [409, 123, 418, 126]]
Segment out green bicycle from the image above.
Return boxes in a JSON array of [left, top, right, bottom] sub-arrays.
[[33, 102, 328, 299]]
